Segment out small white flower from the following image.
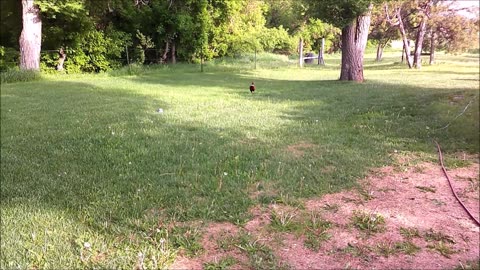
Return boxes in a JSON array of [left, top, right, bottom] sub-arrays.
[[223, 172, 228, 176], [84, 242, 91, 249], [394, 150, 398, 153], [129, 162, 132, 165], [111, 131, 115, 135]]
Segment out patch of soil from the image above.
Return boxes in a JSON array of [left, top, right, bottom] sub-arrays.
[[285, 142, 317, 158], [169, 161, 479, 269]]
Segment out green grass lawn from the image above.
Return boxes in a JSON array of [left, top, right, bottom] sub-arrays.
[[1, 52, 479, 268]]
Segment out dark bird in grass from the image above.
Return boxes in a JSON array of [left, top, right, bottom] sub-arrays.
[[250, 82, 255, 94]]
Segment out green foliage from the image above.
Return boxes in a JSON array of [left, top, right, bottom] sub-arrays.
[[306, 0, 382, 28], [0, 46, 18, 72]]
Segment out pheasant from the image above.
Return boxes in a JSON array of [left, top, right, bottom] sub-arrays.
[[249, 82, 255, 94]]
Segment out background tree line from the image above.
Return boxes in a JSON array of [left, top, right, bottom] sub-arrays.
[[1, 0, 478, 80]]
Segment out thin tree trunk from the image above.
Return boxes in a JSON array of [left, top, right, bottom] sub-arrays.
[[57, 47, 66, 71], [298, 38, 303, 68], [413, 16, 427, 69], [19, 0, 42, 71], [396, 8, 412, 68], [339, 5, 372, 82], [429, 29, 435, 65], [171, 41, 176, 64], [161, 41, 169, 63], [318, 38, 325, 65], [376, 43, 384, 62]]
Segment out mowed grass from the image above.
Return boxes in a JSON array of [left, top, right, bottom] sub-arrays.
[[1, 52, 479, 268]]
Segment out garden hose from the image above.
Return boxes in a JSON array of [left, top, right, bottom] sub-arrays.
[[434, 140, 480, 226]]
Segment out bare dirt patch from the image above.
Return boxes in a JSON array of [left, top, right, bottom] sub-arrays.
[[169, 160, 479, 269], [285, 142, 317, 158]]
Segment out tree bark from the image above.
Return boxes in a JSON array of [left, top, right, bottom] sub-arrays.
[[19, 0, 42, 71], [339, 5, 372, 82], [413, 15, 427, 69]]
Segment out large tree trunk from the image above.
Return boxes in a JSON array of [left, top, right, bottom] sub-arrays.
[[413, 16, 427, 69], [19, 0, 42, 71], [339, 6, 372, 82]]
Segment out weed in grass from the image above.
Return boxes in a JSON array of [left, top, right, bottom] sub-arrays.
[[340, 243, 374, 262], [415, 186, 437, 193], [269, 208, 299, 232], [203, 256, 237, 270], [427, 241, 456, 258], [399, 227, 421, 239], [303, 211, 332, 251], [376, 241, 397, 257], [423, 229, 455, 244], [322, 203, 339, 213], [170, 226, 203, 257], [456, 260, 480, 270], [351, 210, 386, 234], [357, 187, 375, 201], [235, 232, 288, 270], [216, 234, 238, 252], [394, 241, 421, 255]]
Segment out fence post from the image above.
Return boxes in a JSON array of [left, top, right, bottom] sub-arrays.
[[298, 38, 303, 68]]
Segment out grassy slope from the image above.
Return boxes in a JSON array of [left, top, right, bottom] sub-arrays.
[[1, 52, 479, 268]]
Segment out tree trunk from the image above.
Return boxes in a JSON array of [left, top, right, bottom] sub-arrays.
[[298, 38, 304, 68], [396, 8, 412, 68], [339, 5, 372, 82], [318, 38, 325, 65], [413, 15, 427, 69], [376, 43, 384, 62], [429, 29, 435, 65], [171, 41, 176, 64], [161, 41, 169, 63], [57, 47, 66, 71], [19, 0, 42, 71]]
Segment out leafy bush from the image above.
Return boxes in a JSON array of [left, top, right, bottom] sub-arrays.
[[0, 46, 19, 72]]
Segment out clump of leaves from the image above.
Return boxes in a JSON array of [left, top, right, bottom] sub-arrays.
[[351, 210, 386, 234]]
